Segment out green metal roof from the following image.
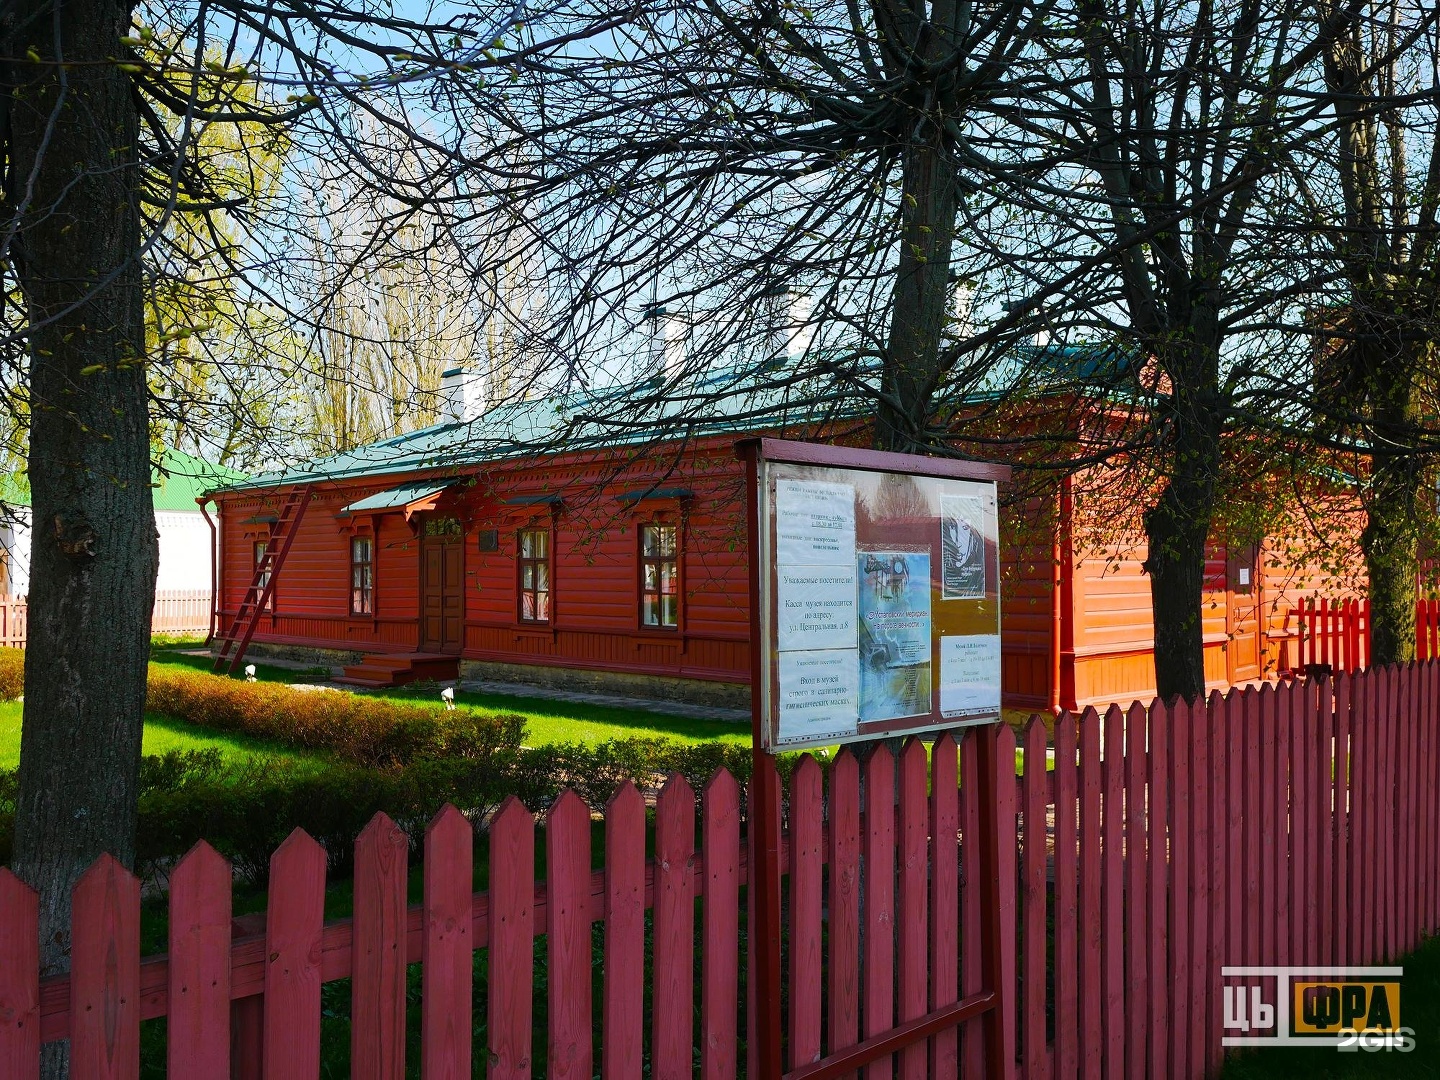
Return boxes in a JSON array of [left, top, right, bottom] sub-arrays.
[[152, 448, 246, 510], [216, 359, 834, 493], [339, 479, 454, 514], [216, 343, 1133, 495], [0, 448, 244, 510]]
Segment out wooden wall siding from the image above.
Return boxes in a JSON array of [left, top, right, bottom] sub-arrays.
[[1071, 648, 1157, 708], [216, 439, 1362, 703], [998, 499, 1056, 656], [10, 668, 1440, 1078], [1071, 546, 1152, 652], [1002, 648, 1051, 708], [217, 439, 753, 681], [462, 625, 749, 682]]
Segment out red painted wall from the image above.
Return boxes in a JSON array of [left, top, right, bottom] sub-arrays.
[[216, 436, 1362, 707]]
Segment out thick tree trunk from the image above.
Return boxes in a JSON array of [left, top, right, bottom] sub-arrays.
[[4, 0, 158, 1062], [1144, 473, 1216, 703], [875, 137, 958, 453], [1142, 339, 1223, 704]]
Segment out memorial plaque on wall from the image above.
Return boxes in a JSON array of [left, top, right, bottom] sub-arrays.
[[745, 439, 1005, 751]]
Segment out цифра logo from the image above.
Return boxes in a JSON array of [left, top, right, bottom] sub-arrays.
[[1222, 966, 1414, 1052]]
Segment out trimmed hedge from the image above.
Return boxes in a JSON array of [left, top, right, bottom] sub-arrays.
[[0, 656, 760, 879], [144, 665, 526, 767], [0, 739, 756, 882], [0, 647, 23, 701]]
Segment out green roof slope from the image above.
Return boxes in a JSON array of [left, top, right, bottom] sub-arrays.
[[0, 448, 244, 510]]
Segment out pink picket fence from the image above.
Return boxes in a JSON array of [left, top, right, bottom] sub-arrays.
[[0, 589, 211, 646], [151, 588, 214, 636], [1297, 596, 1440, 670], [3, 665, 1440, 1078]]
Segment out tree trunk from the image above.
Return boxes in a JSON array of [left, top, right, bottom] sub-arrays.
[[1142, 339, 1223, 704], [4, 0, 158, 1064], [1359, 340, 1425, 666], [1144, 473, 1216, 703], [875, 136, 958, 453]]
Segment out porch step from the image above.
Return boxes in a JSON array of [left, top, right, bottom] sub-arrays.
[[335, 652, 460, 689]]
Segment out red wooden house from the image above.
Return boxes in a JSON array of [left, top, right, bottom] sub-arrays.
[[209, 360, 1357, 709]]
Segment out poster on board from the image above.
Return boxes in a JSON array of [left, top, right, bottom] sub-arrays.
[[857, 550, 932, 721], [751, 441, 1005, 751], [940, 494, 988, 599]]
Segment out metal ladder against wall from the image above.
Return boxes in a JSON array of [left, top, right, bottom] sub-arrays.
[[212, 485, 314, 675]]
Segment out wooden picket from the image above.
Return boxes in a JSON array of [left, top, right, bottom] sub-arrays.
[[6, 664, 1440, 1079], [167, 843, 231, 1078], [0, 869, 39, 1079], [70, 855, 140, 1080], [0, 589, 210, 648], [421, 805, 472, 1080]]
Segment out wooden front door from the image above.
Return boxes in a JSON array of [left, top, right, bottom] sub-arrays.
[[420, 518, 464, 653], [1226, 543, 1261, 684]]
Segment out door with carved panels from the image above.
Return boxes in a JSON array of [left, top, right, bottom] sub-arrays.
[[420, 517, 464, 653]]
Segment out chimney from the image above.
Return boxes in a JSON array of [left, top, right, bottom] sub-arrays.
[[440, 366, 484, 423], [644, 305, 686, 380]]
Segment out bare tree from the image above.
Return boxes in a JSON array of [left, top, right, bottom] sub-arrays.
[[0, 3, 543, 1070], [1303, 1, 1440, 662]]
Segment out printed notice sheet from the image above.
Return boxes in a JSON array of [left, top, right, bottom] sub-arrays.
[[939, 634, 1002, 719], [775, 479, 856, 564], [773, 478, 860, 743], [777, 649, 860, 743], [777, 566, 858, 652]]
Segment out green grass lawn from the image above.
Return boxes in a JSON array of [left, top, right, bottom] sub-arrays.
[[148, 648, 749, 747], [0, 700, 330, 772], [1221, 934, 1440, 1078]]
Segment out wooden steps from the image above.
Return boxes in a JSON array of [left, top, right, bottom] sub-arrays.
[[334, 652, 460, 689]]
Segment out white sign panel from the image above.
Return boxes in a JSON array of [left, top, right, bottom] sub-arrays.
[[777, 566, 858, 652], [777, 649, 860, 743], [939, 634, 1002, 719], [775, 479, 856, 564]]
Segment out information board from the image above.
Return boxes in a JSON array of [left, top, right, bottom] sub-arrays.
[[743, 439, 1005, 751]]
